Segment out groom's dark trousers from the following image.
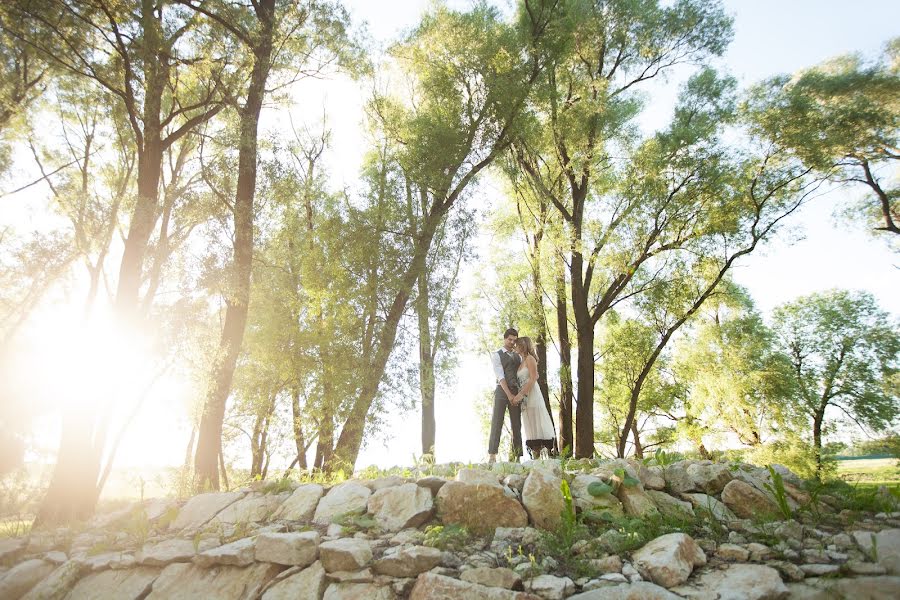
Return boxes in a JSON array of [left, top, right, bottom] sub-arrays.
[[488, 350, 523, 458]]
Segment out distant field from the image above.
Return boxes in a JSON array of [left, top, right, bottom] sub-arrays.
[[835, 456, 900, 492]]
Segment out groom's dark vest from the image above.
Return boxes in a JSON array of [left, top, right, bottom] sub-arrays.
[[497, 350, 521, 394]]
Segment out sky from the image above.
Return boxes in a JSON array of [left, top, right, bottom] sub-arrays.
[[7, 1, 899, 481]]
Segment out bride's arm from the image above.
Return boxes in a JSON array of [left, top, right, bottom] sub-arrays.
[[521, 356, 538, 396]]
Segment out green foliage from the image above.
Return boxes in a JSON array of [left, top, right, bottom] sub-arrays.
[[744, 433, 837, 481], [331, 511, 380, 536], [763, 465, 793, 520], [423, 524, 470, 551], [259, 478, 294, 495]]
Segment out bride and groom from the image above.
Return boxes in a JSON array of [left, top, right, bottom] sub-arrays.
[[488, 328, 557, 463]]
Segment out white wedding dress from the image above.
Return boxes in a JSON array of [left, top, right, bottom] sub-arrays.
[[516, 364, 556, 445]]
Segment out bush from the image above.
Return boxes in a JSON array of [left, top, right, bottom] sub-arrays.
[[744, 433, 836, 480]]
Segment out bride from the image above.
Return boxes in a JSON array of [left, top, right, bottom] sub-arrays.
[[512, 336, 557, 460]]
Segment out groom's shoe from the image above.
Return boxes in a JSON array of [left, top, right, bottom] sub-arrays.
[[487, 454, 497, 465]]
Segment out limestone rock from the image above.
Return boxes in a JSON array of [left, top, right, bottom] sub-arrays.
[[570, 475, 624, 518], [854, 528, 900, 574], [616, 485, 659, 518], [637, 465, 666, 491], [66, 566, 161, 600], [21, 560, 85, 600], [272, 484, 325, 521], [589, 555, 623, 574], [646, 491, 694, 520], [416, 477, 447, 495], [373, 545, 442, 577], [261, 561, 326, 600], [367, 483, 433, 532], [662, 462, 695, 494], [170, 492, 244, 531], [146, 562, 281, 600], [671, 564, 788, 600], [0, 559, 55, 599], [319, 539, 372, 572], [631, 533, 706, 588], [521, 468, 565, 530], [460, 566, 522, 590], [255, 531, 320, 567], [0, 537, 26, 565], [821, 575, 900, 600], [194, 536, 256, 568], [410, 573, 542, 599], [323, 582, 396, 599], [456, 468, 503, 486], [210, 493, 287, 525], [716, 543, 750, 562], [436, 481, 528, 529], [366, 476, 408, 492], [568, 581, 683, 599], [524, 574, 575, 599], [687, 463, 733, 495], [681, 493, 737, 522], [137, 537, 219, 566], [314, 482, 372, 525], [721, 480, 779, 519]]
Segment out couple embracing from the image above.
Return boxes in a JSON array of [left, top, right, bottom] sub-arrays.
[[488, 328, 557, 463]]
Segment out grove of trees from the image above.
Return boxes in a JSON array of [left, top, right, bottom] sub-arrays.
[[0, 0, 897, 526]]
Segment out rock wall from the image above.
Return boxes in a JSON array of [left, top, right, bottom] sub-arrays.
[[1, 458, 899, 599]]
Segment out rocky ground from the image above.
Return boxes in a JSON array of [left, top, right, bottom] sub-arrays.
[[0, 458, 898, 599]]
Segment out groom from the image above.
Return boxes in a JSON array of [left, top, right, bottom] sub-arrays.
[[488, 328, 523, 463]]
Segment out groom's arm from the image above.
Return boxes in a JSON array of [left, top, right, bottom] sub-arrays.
[[490, 352, 514, 402]]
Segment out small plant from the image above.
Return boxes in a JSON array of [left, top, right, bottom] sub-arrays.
[[332, 511, 379, 535], [763, 465, 793, 519], [587, 468, 638, 498], [123, 506, 151, 546], [259, 478, 294, 495], [423, 524, 470, 551]]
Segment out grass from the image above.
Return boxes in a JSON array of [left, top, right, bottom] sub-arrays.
[[0, 517, 32, 538], [835, 457, 900, 492]]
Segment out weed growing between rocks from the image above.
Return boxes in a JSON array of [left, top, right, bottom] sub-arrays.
[[423, 524, 470, 551], [331, 511, 380, 536]]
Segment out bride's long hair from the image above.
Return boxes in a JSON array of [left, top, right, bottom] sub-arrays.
[[514, 337, 538, 364]]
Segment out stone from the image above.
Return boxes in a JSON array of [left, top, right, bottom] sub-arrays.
[[568, 581, 683, 599], [409, 573, 542, 599], [800, 564, 839, 576], [66, 566, 161, 600], [0, 537, 26, 565], [436, 482, 528, 530], [170, 491, 244, 530], [373, 545, 442, 577], [366, 476, 408, 492], [255, 531, 320, 567], [687, 463, 733, 495], [854, 528, 900, 574], [671, 564, 788, 600], [504, 474, 527, 493], [314, 482, 372, 525], [137, 537, 219, 566], [638, 465, 667, 491], [323, 582, 396, 600], [21, 560, 85, 600], [261, 561, 326, 600], [768, 560, 805, 582], [326, 569, 373, 583], [319, 539, 372, 572], [367, 483, 434, 532], [823, 576, 900, 600], [460, 566, 523, 589], [846, 560, 888, 575], [417, 477, 447, 495], [456, 469, 502, 486], [524, 574, 575, 599], [631, 533, 706, 588], [616, 485, 658, 518], [194, 536, 257, 567], [76, 551, 134, 571], [146, 562, 282, 600], [716, 543, 750, 562], [211, 493, 287, 525], [681, 493, 737, 522], [662, 462, 695, 494], [590, 555, 623, 573], [0, 559, 55, 599], [570, 475, 625, 518], [272, 484, 325, 521], [646, 491, 694, 520], [44, 551, 67, 565], [721, 480, 779, 519], [521, 468, 565, 530]]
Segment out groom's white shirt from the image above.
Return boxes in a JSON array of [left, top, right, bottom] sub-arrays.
[[491, 348, 515, 384]]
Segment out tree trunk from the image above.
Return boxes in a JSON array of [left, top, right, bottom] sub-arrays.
[[631, 421, 643, 459], [416, 271, 436, 457], [193, 1, 276, 491], [813, 406, 825, 480], [291, 387, 307, 470], [555, 267, 574, 456]]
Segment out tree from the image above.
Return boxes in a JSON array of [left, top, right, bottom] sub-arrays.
[[773, 290, 900, 478], [745, 39, 900, 243]]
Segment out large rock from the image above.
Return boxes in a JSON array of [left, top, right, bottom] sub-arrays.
[[323, 582, 396, 600], [367, 483, 433, 531], [632, 533, 706, 588], [210, 492, 287, 525], [0, 537, 26, 565], [456, 469, 503, 486], [195, 536, 257, 567], [0, 559, 55, 599], [137, 537, 219, 566], [617, 485, 659, 518], [261, 562, 326, 600], [670, 564, 788, 600], [460, 567, 522, 590], [373, 545, 442, 578], [66, 567, 161, 600], [521, 468, 565, 530], [272, 484, 324, 521], [720, 480, 779, 519], [570, 475, 624, 518], [637, 465, 667, 491], [319, 539, 372, 572], [661, 462, 695, 494], [410, 573, 542, 599], [792, 576, 900, 600], [687, 463, 733, 495], [171, 492, 244, 530], [313, 482, 371, 525], [436, 482, 528, 529], [568, 581, 682, 599], [854, 528, 900, 574], [524, 574, 575, 599], [21, 560, 85, 600], [646, 491, 694, 519], [681, 493, 736, 522], [146, 562, 282, 600], [255, 531, 320, 567]]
